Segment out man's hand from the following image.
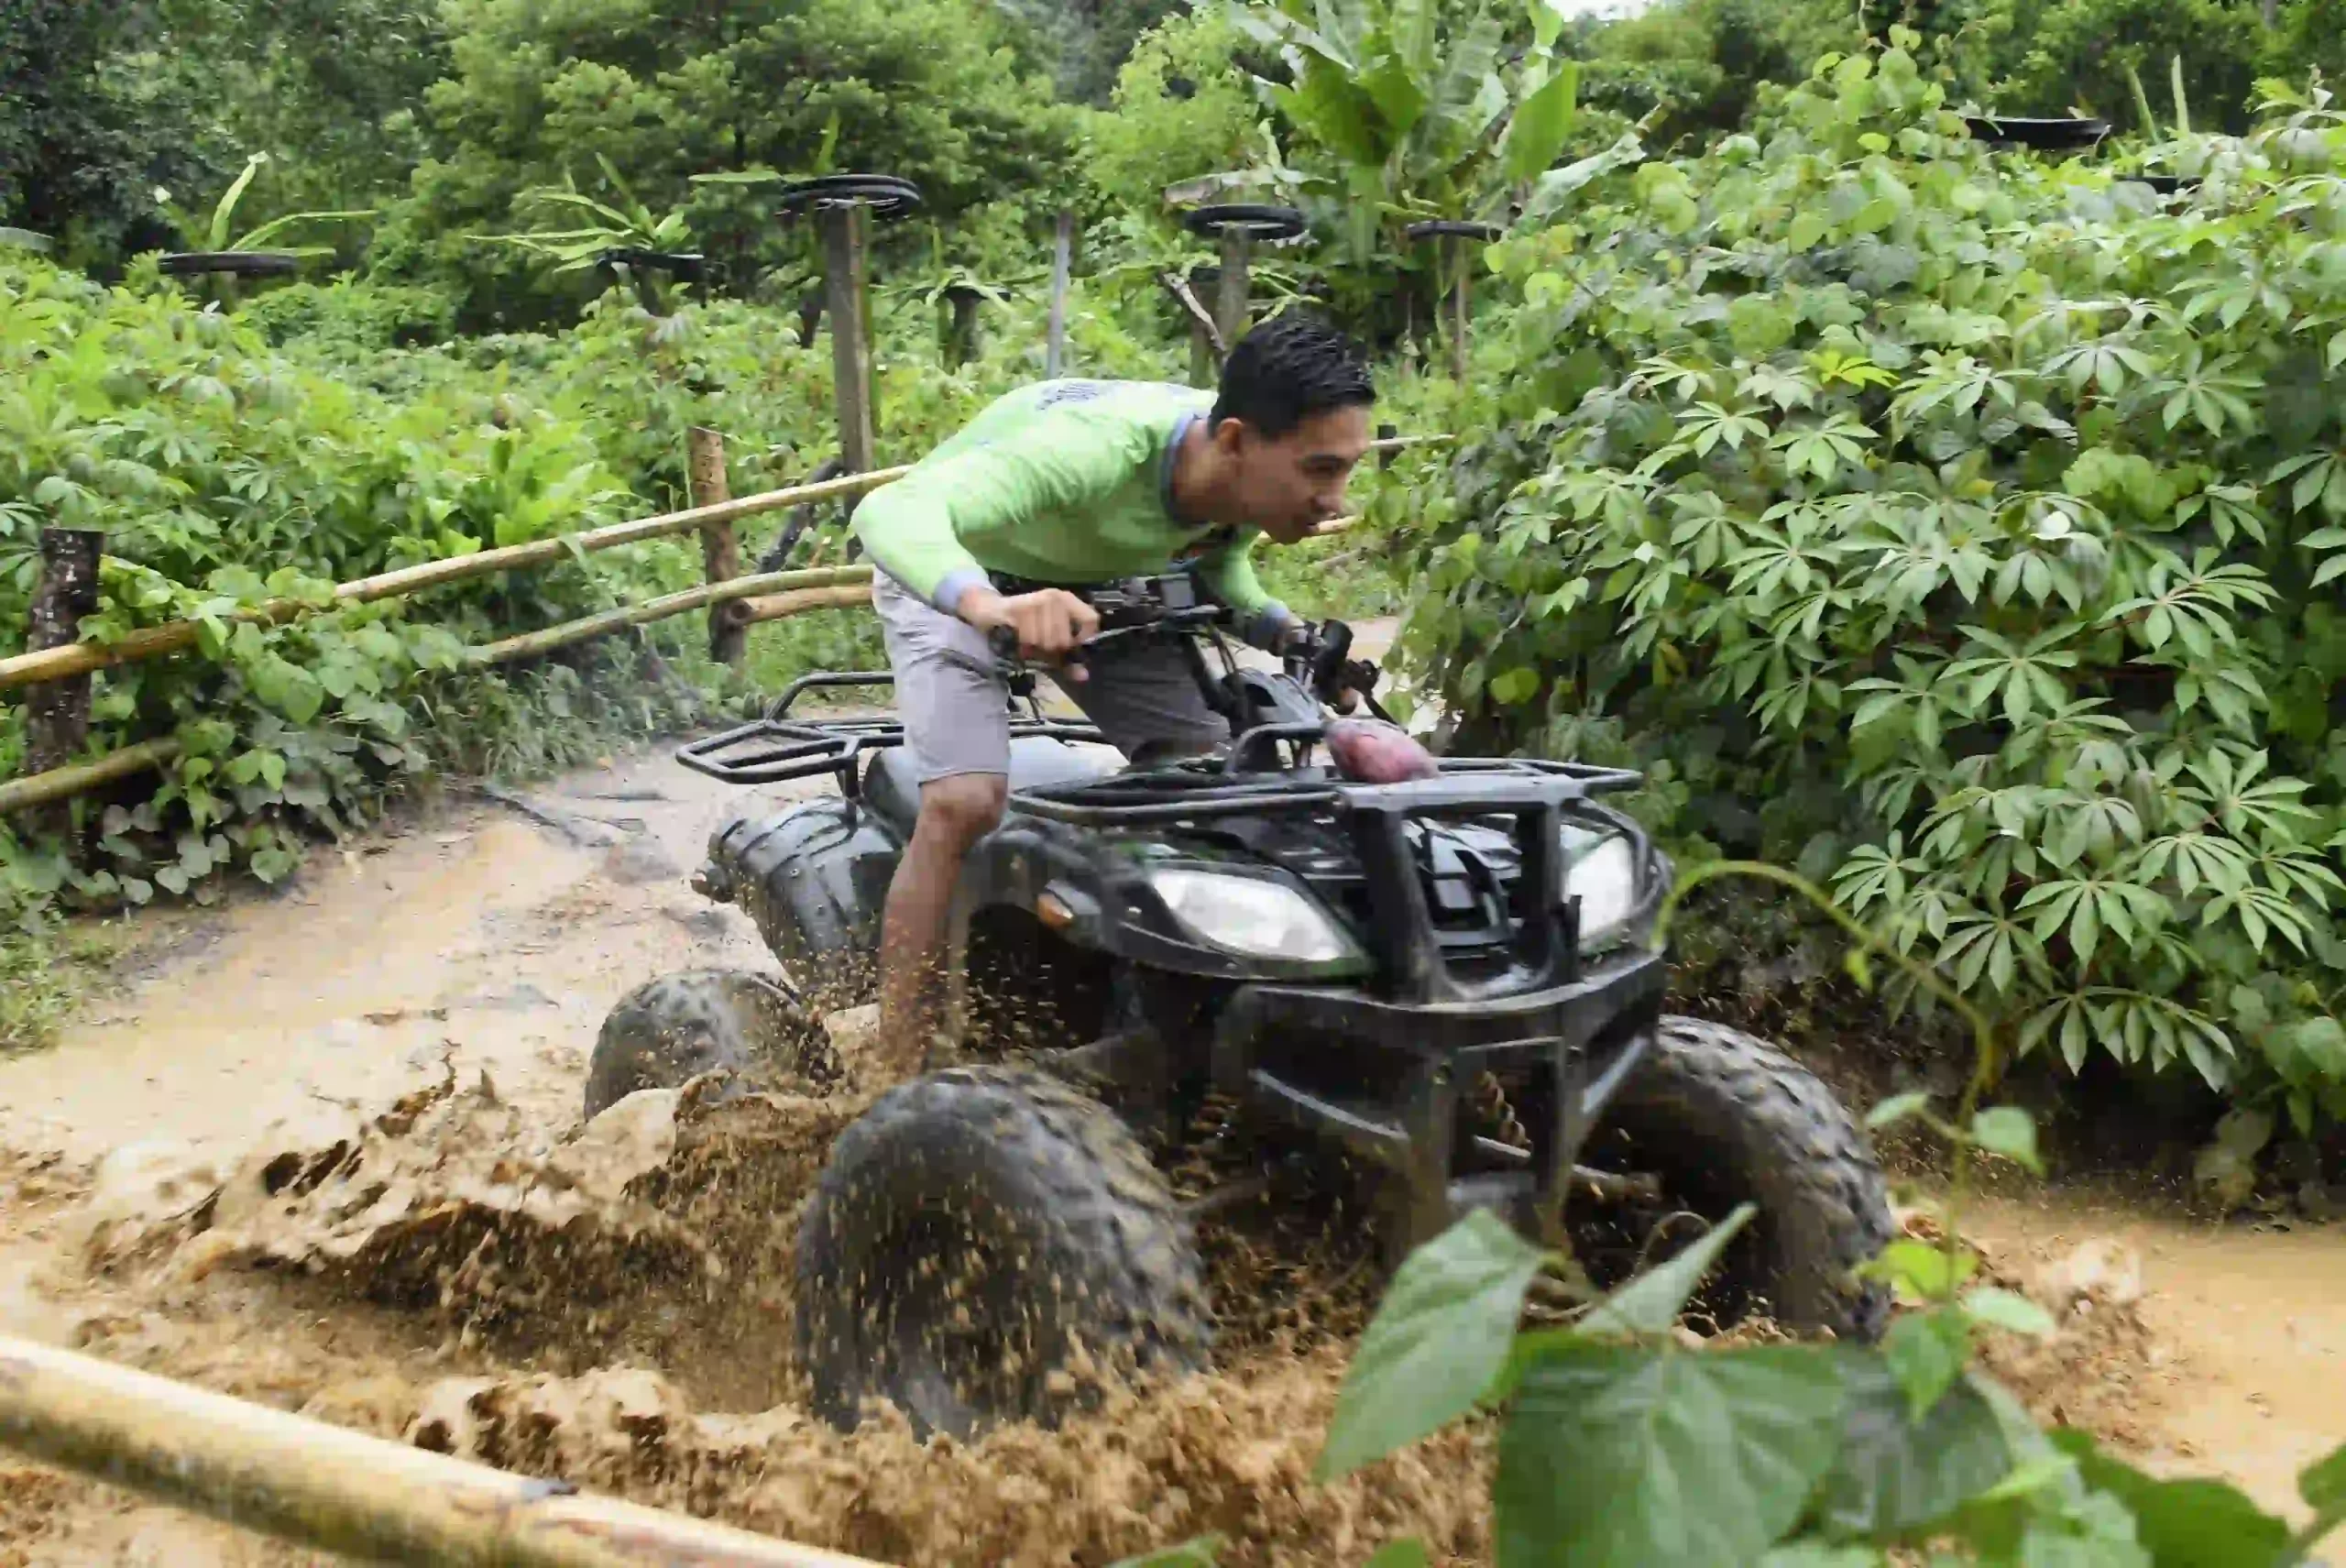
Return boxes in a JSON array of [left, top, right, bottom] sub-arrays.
[[957, 585, 1100, 677]]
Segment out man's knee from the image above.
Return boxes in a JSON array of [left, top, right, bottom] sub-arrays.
[[915, 773, 1007, 848]]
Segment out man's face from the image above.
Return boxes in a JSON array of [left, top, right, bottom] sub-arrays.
[[1221, 404, 1373, 543]]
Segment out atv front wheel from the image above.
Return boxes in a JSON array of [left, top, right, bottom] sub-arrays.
[[1583, 1015, 1893, 1342], [583, 968, 835, 1120], [795, 1065, 1211, 1439]]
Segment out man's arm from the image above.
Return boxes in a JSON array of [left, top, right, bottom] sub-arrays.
[[1195, 531, 1300, 651], [851, 414, 1141, 616]]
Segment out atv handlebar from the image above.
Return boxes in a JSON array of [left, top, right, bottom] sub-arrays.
[[982, 573, 1381, 716]]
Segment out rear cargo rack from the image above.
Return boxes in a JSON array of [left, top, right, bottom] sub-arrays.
[[676, 671, 1103, 789]]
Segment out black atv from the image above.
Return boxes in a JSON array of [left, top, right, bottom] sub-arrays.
[[585, 570, 1895, 1441]]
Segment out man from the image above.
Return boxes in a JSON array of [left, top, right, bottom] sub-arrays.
[[851, 310, 1377, 1064]]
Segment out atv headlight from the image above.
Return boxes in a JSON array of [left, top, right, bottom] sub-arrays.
[[1148, 869, 1357, 964], [1562, 827, 1641, 949]]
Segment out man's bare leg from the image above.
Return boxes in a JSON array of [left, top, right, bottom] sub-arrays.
[[873, 773, 1006, 1081]]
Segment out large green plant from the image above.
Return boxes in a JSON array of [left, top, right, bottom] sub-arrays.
[[1233, 0, 1584, 257], [1393, 45, 2346, 1124]]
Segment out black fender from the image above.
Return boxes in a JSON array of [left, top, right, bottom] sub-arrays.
[[700, 799, 901, 984]]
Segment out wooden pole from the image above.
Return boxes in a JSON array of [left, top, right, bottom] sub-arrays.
[[23, 529, 104, 832], [0, 737, 183, 818], [687, 427, 746, 668], [1447, 236, 1470, 385], [1046, 210, 1073, 378], [820, 203, 875, 477], [468, 565, 872, 667], [1215, 228, 1252, 357], [0, 466, 910, 694], [736, 581, 874, 626], [0, 1332, 886, 1568]]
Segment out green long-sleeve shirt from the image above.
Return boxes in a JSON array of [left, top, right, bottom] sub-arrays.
[[850, 379, 1295, 646]]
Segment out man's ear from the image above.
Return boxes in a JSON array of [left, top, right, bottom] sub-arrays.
[[1209, 415, 1250, 457]]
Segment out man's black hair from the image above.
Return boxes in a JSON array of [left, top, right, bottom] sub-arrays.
[[1209, 310, 1376, 440]]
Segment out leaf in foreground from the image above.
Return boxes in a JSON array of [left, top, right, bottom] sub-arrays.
[[1494, 1343, 1845, 1568], [1317, 1209, 1548, 1481], [2302, 1438, 2346, 1517], [1812, 1345, 2014, 1539], [1881, 1308, 1970, 1420], [2046, 1429, 2288, 1568]]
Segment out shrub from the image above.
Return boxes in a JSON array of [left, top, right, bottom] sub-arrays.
[[1395, 46, 2346, 1126]]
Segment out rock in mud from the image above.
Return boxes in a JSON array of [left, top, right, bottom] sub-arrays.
[[2038, 1237, 2147, 1310]]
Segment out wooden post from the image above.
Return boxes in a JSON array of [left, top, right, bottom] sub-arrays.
[[686, 427, 745, 668], [1377, 422, 1399, 471], [1215, 227, 1252, 356], [0, 1331, 888, 1568], [24, 527, 103, 837], [1046, 210, 1073, 378], [819, 203, 875, 476], [1448, 237, 1471, 384]]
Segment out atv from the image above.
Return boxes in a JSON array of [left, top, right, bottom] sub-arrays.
[[586, 569, 1895, 1441]]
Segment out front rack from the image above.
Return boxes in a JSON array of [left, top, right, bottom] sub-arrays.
[[674, 670, 1104, 791], [1006, 753, 1647, 828]]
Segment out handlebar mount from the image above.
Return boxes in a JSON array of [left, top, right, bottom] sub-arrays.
[[981, 569, 1389, 726]]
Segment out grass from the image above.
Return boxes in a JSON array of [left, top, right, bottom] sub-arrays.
[[0, 917, 117, 1053]]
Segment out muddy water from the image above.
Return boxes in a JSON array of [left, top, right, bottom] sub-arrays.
[[0, 630, 2341, 1561]]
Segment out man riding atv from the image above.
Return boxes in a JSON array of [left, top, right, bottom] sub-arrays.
[[851, 311, 1377, 1072]]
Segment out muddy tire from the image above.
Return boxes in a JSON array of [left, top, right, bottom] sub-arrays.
[[583, 969, 835, 1120], [795, 1064, 1211, 1439], [1588, 1015, 1893, 1342]]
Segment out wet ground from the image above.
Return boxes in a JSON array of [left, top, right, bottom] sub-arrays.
[[1, 620, 2341, 1563]]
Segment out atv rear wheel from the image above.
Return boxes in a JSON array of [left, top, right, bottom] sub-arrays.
[[795, 1065, 1211, 1439], [583, 968, 835, 1120], [1580, 1015, 1893, 1342]]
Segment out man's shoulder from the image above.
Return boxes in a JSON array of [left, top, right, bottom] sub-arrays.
[[985, 378, 1211, 422], [937, 378, 1209, 474]]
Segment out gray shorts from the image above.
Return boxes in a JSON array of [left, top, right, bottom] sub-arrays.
[[872, 570, 1230, 783]]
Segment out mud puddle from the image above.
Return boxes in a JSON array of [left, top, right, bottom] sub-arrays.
[[0, 673, 2340, 1561]]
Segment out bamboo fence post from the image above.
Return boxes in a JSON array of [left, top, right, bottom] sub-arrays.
[[821, 204, 876, 477], [0, 738, 184, 818], [687, 427, 746, 668], [23, 528, 104, 835], [1046, 210, 1073, 378], [467, 565, 872, 668], [0, 466, 911, 694], [0, 1332, 887, 1568], [1215, 228, 1252, 355]]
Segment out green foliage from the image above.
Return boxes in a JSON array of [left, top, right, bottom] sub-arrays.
[[1082, 9, 1273, 214], [379, 0, 1077, 326], [1397, 44, 2346, 1119], [1992, 0, 2268, 135], [1234, 0, 1584, 254], [0, 0, 229, 266]]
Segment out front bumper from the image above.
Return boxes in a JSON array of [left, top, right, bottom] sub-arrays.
[[1210, 946, 1668, 1252]]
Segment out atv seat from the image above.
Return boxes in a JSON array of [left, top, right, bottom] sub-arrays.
[[861, 736, 1127, 828]]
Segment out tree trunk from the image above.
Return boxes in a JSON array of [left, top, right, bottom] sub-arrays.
[[24, 528, 103, 839]]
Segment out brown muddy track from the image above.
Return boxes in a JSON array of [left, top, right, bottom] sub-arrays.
[[1, 624, 2341, 1563]]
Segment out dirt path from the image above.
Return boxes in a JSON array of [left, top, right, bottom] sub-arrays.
[[1, 620, 2341, 1561], [1962, 1190, 2346, 1520]]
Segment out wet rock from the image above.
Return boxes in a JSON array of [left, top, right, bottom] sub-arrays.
[[2300, 1180, 2342, 1223]]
